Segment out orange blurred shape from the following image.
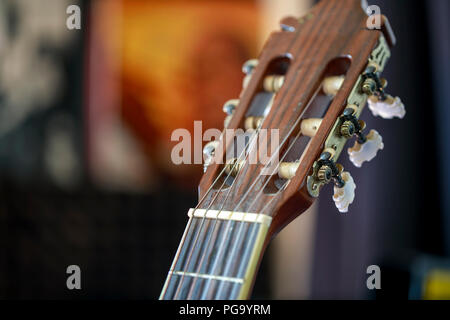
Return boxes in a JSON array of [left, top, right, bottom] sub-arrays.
[[119, 0, 260, 182]]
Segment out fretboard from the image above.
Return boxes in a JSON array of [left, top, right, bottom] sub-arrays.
[[160, 209, 271, 300]]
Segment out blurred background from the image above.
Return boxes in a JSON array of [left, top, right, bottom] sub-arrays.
[[0, 0, 449, 299]]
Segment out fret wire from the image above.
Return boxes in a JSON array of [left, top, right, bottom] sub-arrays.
[[177, 275, 193, 300], [181, 87, 275, 298], [169, 271, 244, 284], [229, 282, 243, 300]]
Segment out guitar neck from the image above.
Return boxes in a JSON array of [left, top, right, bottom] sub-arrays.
[[160, 209, 272, 300]]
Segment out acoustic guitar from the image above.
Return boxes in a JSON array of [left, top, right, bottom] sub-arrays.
[[160, 0, 405, 300]]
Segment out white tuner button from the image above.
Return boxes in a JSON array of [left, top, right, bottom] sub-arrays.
[[333, 171, 356, 213], [348, 129, 384, 168], [368, 95, 406, 119]]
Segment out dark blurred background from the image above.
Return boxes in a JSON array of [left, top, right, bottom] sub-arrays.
[[0, 0, 449, 299]]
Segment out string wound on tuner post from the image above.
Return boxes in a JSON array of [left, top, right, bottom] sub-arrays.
[[362, 61, 406, 119]]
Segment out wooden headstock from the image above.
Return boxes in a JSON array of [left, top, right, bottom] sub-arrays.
[[161, 0, 408, 300], [197, 0, 402, 238]]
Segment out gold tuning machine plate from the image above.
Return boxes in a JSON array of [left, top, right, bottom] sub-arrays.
[[307, 35, 391, 198]]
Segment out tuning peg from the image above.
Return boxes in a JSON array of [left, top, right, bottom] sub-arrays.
[[223, 99, 239, 127], [333, 171, 356, 213], [367, 95, 406, 119], [242, 59, 258, 75], [223, 99, 238, 115], [348, 129, 384, 168]]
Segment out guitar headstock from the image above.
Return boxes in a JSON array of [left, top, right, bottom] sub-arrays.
[[197, 0, 405, 237]]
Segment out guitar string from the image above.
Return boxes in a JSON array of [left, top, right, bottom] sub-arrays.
[[172, 121, 266, 299], [211, 75, 328, 299], [213, 2, 343, 297], [242, 84, 323, 213], [181, 129, 262, 299], [210, 109, 307, 299], [212, 56, 337, 300], [183, 19, 316, 299], [167, 18, 288, 298], [160, 130, 254, 298], [250, 0, 351, 220], [187, 82, 307, 299], [186, 41, 314, 301], [160, 158, 229, 298], [198, 100, 309, 298], [185, 125, 271, 299]]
